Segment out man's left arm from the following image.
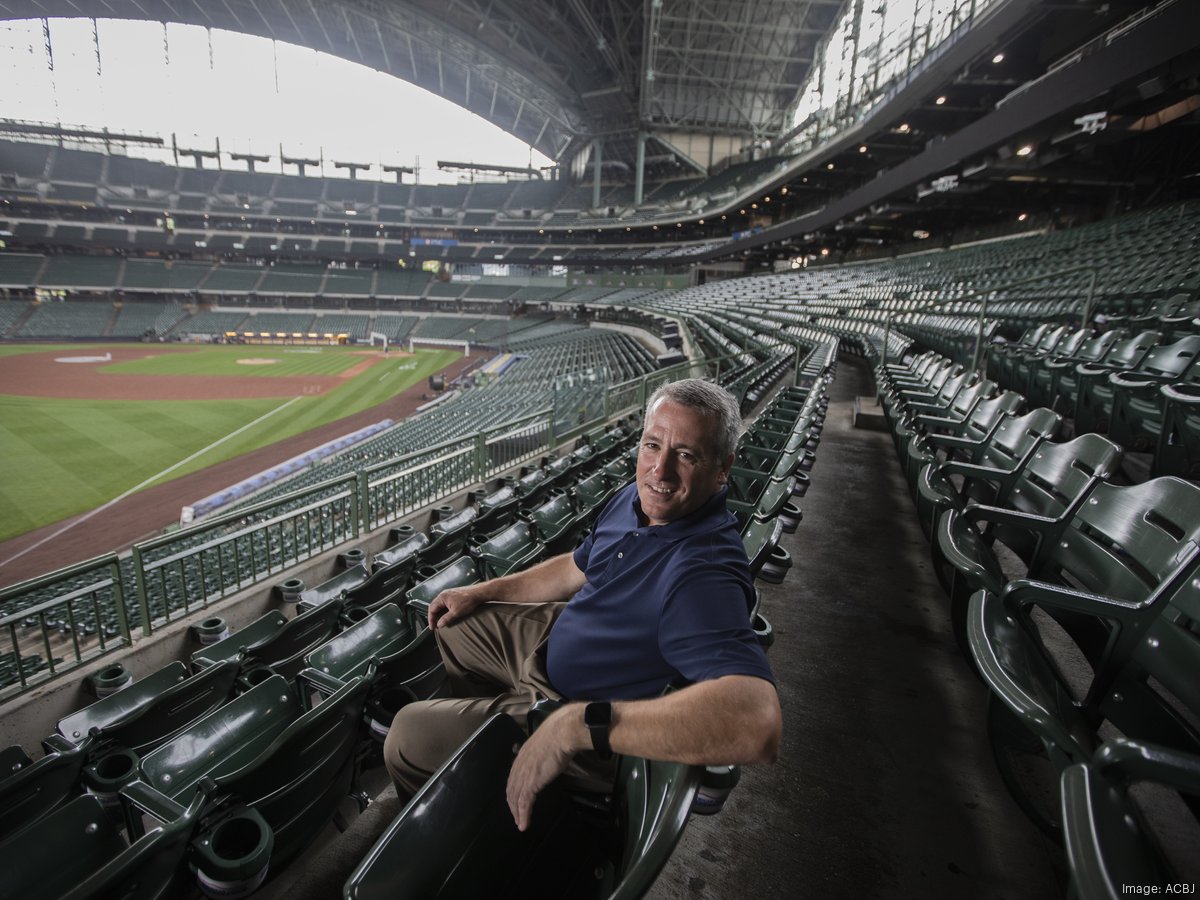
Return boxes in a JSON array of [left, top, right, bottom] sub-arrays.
[[506, 674, 781, 831]]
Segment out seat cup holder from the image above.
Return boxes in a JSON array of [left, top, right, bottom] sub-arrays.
[[342, 605, 370, 626], [339, 548, 366, 569], [88, 662, 133, 698], [194, 616, 230, 645], [389, 523, 416, 541], [242, 666, 275, 688], [692, 764, 741, 815], [278, 577, 305, 604], [413, 564, 439, 584], [193, 808, 274, 900], [752, 612, 775, 649], [83, 747, 140, 819]]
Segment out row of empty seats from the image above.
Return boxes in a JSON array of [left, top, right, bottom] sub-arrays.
[[874, 346, 1200, 898]]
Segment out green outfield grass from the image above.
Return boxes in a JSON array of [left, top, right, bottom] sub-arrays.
[[0, 345, 459, 543]]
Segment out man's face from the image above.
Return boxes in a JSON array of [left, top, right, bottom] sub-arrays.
[[636, 398, 732, 526]]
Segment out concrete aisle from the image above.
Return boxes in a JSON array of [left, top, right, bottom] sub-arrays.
[[646, 355, 1066, 900]]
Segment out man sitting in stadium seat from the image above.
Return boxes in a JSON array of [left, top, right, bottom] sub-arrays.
[[383, 378, 782, 831]]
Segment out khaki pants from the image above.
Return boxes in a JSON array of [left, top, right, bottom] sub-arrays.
[[385, 601, 600, 800]]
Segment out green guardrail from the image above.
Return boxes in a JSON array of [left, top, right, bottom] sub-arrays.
[[0, 553, 129, 699]]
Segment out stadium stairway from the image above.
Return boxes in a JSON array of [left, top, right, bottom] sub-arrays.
[[253, 355, 1063, 900]]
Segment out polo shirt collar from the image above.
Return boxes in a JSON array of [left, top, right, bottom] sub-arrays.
[[628, 484, 733, 540]]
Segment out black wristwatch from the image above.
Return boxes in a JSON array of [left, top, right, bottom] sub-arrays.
[[584, 701, 613, 759]]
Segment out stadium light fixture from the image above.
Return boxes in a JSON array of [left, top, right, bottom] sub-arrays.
[[992, 52, 1005, 64], [1018, 212, 1028, 222], [935, 95, 947, 105], [1016, 144, 1035, 157], [826, 163, 835, 170], [859, 145, 868, 153]]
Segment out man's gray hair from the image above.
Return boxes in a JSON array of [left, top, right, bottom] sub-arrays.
[[645, 378, 742, 461]]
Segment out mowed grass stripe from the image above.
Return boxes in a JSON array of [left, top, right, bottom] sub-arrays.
[[0, 348, 460, 543], [0, 396, 278, 542]]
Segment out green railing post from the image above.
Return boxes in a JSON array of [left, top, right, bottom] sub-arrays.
[[130, 545, 153, 637], [970, 290, 990, 376], [108, 556, 131, 645], [474, 431, 488, 482], [358, 469, 371, 532], [1080, 270, 1098, 330]]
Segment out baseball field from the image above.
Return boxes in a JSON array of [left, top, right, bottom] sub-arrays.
[[0, 343, 461, 543]]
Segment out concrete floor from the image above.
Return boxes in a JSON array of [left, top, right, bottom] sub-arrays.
[[260, 355, 1068, 900]]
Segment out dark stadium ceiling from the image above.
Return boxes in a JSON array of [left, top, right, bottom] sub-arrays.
[[0, 0, 846, 172]]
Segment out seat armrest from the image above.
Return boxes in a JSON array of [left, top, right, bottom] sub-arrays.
[[1093, 737, 1200, 793]]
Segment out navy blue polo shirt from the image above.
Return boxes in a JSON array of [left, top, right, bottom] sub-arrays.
[[545, 482, 775, 701]]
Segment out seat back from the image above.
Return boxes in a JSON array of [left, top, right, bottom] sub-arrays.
[[1036, 479, 1200, 629], [304, 603, 415, 685], [344, 713, 701, 900], [57, 659, 240, 756], [191, 609, 287, 670], [970, 407, 1062, 472], [527, 492, 581, 554], [0, 791, 200, 900], [139, 674, 303, 805], [406, 556, 482, 620], [421, 507, 479, 570], [371, 532, 431, 595], [474, 521, 544, 579], [296, 563, 369, 610], [472, 486, 520, 538], [213, 675, 371, 871], [988, 433, 1124, 562], [250, 598, 345, 681], [1156, 383, 1200, 478], [1096, 329, 1162, 370], [1130, 334, 1200, 381], [0, 733, 90, 842]]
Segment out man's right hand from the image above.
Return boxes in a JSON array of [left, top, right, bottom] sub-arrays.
[[427, 584, 486, 630]]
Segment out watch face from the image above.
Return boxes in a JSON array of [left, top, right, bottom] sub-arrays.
[[585, 701, 612, 727]]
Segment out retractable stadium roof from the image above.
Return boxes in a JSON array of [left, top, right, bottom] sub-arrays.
[[0, 0, 846, 175]]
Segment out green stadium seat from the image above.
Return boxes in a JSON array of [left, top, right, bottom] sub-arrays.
[[908, 406, 1060, 521], [1155, 382, 1200, 477], [966, 476, 1200, 835], [1060, 739, 1200, 899], [0, 733, 92, 841], [471, 521, 545, 579], [526, 492, 584, 556], [1056, 330, 1159, 419], [192, 599, 343, 683], [56, 659, 240, 756], [296, 563, 370, 611], [0, 790, 205, 900], [138, 673, 371, 880], [1075, 334, 1200, 437], [344, 712, 703, 900], [405, 556, 482, 622], [931, 432, 1123, 653]]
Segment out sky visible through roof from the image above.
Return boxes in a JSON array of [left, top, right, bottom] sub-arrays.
[[0, 17, 553, 184]]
